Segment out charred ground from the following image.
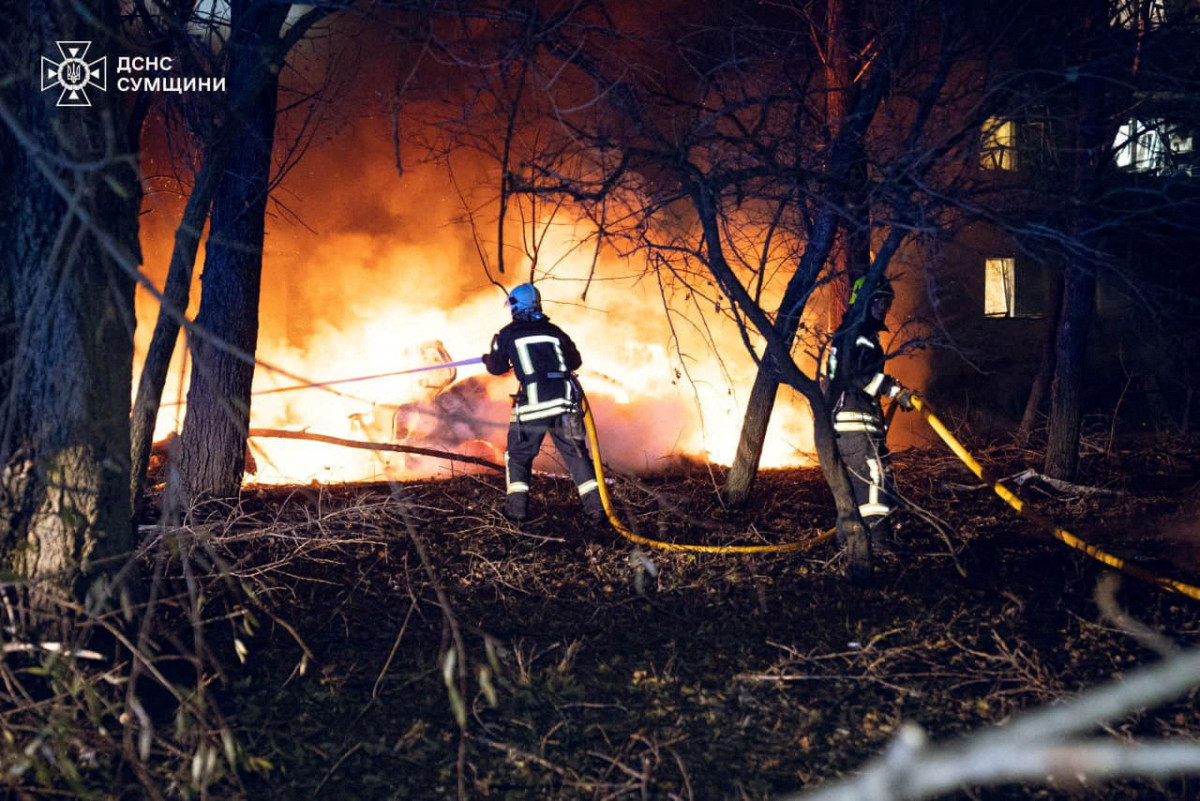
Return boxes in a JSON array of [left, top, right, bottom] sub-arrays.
[[145, 432, 1200, 800]]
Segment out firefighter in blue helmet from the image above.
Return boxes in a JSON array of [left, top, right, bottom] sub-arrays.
[[825, 276, 916, 550], [483, 283, 604, 524]]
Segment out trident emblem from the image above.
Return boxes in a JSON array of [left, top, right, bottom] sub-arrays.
[[42, 41, 106, 107]]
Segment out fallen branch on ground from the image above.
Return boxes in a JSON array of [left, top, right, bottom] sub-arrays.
[[788, 646, 1200, 801], [247, 428, 504, 472], [940, 468, 1119, 498]]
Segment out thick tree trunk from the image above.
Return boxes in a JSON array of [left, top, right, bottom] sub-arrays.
[[129, 152, 220, 516], [129, 12, 304, 517], [0, 0, 141, 603], [171, 1, 287, 505], [1017, 272, 1064, 445], [1045, 8, 1109, 480], [1044, 264, 1096, 478]]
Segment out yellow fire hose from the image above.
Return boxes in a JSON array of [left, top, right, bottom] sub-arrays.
[[580, 398, 835, 554], [910, 395, 1200, 601], [579, 389, 1199, 600]]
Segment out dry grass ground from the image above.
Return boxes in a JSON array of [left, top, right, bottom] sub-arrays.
[[4, 431, 1199, 799], [206, 433, 1200, 799]]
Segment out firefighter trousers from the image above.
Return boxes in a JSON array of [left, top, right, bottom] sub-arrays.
[[504, 413, 603, 521], [836, 429, 897, 544]]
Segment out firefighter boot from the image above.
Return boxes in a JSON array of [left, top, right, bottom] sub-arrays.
[[582, 490, 605, 521], [505, 492, 529, 524], [867, 517, 894, 557]]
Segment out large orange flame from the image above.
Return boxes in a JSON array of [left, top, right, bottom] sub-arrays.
[[133, 122, 920, 485]]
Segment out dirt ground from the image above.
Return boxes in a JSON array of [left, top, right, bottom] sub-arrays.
[[178, 433, 1200, 800]]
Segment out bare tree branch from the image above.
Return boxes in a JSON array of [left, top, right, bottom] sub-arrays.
[[791, 647, 1200, 801]]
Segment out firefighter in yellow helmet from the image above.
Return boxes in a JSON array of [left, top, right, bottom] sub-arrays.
[[825, 276, 916, 551]]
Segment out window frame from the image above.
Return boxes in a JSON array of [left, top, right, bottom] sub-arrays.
[[983, 256, 1047, 320], [981, 117, 1018, 171], [984, 257, 1017, 318]]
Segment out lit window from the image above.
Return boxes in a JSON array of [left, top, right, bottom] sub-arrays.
[[1169, 130, 1195, 158], [981, 117, 1017, 171], [1113, 0, 1165, 29], [1115, 118, 1166, 171], [1115, 119, 1195, 175], [984, 257, 1016, 317], [984, 257, 1048, 318]]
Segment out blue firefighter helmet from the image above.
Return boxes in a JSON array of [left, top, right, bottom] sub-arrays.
[[849, 275, 895, 306], [507, 282, 543, 320]]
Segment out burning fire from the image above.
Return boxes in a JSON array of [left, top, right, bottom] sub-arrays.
[[133, 122, 911, 486]]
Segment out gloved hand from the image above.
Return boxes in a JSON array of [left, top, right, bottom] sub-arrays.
[[895, 388, 916, 411]]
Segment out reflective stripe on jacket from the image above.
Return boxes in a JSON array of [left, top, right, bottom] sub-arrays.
[[827, 320, 901, 431], [484, 318, 583, 422]]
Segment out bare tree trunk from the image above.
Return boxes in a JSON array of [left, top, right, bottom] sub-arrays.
[[693, 182, 872, 580], [0, 0, 141, 604], [131, 4, 327, 515], [724, 367, 783, 505], [723, 0, 870, 507], [171, 0, 287, 504], [1045, 262, 1097, 479], [833, 0, 873, 292], [1045, 6, 1109, 480], [129, 89, 275, 516], [723, 211, 841, 506], [129, 151, 221, 516], [1017, 272, 1064, 445]]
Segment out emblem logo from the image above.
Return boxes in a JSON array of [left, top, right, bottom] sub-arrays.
[[42, 41, 107, 107]]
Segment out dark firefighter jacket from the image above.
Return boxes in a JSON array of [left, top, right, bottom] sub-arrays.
[[826, 316, 902, 435], [484, 317, 582, 422]]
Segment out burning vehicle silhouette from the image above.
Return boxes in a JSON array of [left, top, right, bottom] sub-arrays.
[[348, 341, 508, 468]]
